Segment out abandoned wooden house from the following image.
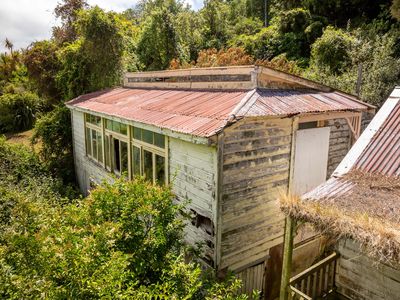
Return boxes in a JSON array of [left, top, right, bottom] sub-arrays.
[[280, 87, 400, 300], [66, 65, 374, 296]]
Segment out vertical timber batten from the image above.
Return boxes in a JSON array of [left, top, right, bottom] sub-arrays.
[[279, 216, 295, 300], [215, 133, 224, 271], [279, 116, 298, 300]]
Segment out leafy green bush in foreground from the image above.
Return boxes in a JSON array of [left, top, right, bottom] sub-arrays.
[[0, 140, 250, 299]]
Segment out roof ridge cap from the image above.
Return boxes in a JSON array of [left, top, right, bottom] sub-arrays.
[[227, 89, 257, 123]]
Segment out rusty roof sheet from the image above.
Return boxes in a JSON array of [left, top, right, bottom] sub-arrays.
[[67, 87, 371, 137], [237, 89, 369, 117], [299, 88, 400, 213], [353, 101, 400, 176]]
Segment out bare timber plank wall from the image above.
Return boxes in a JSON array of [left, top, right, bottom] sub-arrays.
[[326, 118, 351, 177], [336, 239, 400, 300], [169, 138, 218, 266], [219, 117, 292, 271]]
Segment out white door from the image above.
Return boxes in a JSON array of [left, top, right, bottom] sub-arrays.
[[292, 127, 330, 195]]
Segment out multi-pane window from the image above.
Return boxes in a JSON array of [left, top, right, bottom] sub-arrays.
[[131, 127, 166, 185], [105, 119, 128, 176], [84, 113, 167, 185], [85, 114, 103, 164]]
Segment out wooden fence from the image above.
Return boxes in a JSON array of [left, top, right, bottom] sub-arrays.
[[289, 252, 338, 300]]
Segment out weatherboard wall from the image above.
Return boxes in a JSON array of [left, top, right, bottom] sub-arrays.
[[71, 109, 218, 265], [336, 239, 400, 300], [219, 117, 293, 271], [327, 118, 352, 177], [169, 138, 218, 266]]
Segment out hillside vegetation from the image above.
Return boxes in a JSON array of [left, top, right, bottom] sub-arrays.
[[0, 1, 399, 297]]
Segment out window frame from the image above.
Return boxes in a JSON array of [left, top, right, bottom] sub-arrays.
[[84, 113, 104, 164], [84, 113, 168, 185], [104, 121, 129, 177], [130, 128, 168, 185]]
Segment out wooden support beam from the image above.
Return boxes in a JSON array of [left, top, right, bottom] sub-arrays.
[[345, 113, 362, 143], [279, 216, 295, 300]]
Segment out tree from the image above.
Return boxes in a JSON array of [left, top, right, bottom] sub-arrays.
[[31, 105, 75, 186], [310, 26, 355, 73], [24, 40, 62, 103], [0, 165, 250, 298], [56, 6, 125, 99], [4, 38, 13, 54], [200, 0, 231, 49], [136, 0, 187, 70], [53, 0, 89, 44]]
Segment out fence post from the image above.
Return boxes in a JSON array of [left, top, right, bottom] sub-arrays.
[[279, 216, 295, 300]]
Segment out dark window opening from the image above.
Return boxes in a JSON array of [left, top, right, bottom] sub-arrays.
[[113, 139, 120, 173]]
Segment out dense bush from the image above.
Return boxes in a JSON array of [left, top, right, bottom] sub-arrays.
[[31, 105, 76, 186], [310, 26, 355, 73], [0, 164, 250, 299], [0, 91, 41, 133]]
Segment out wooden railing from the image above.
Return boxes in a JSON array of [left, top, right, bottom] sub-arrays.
[[289, 252, 339, 300]]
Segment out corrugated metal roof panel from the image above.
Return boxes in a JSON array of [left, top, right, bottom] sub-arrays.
[[239, 89, 368, 117], [67, 87, 370, 137], [352, 101, 400, 176]]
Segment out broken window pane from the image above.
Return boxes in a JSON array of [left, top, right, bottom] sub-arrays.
[[113, 138, 120, 173], [120, 141, 128, 174], [143, 150, 153, 182], [155, 154, 165, 185]]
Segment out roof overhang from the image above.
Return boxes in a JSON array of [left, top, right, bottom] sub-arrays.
[[67, 104, 215, 146]]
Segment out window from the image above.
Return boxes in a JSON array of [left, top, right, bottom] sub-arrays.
[[85, 113, 103, 164], [84, 114, 168, 185], [104, 119, 128, 176], [131, 127, 166, 185]]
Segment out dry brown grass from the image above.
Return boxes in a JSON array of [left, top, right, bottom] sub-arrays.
[[280, 175, 400, 265], [5, 129, 41, 153]]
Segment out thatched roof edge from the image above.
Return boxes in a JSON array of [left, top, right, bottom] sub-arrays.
[[280, 195, 400, 265]]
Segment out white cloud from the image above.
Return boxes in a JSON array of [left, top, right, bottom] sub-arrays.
[[0, 0, 203, 53]]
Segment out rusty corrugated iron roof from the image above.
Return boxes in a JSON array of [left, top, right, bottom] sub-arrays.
[[301, 87, 400, 201], [67, 87, 371, 137], [237, 89, 368, 117], [353, 101, 400, 176]]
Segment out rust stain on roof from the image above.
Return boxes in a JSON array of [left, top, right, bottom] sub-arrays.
[[353, 101, 400, 176], [67, 87, 370, 137]]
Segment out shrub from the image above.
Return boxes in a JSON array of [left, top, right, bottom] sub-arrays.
[[31, 105, 76, 186], [0, 91, 41, 133], [0, 176, 250, 299], [311, 26, 355, 73]]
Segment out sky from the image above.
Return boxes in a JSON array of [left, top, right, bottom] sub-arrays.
[[0, 0, 203, 53]]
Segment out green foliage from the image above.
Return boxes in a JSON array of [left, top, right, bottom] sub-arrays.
[[24, 40, 62, 102], [200, 0, 231, 49], [0, 173, 250, 299], [31, 105, 75, 186], [392, 0, 400, 20], [311, 26, 355, 73], [279, 8, 311, 34], [0, 92, 41, 133], [301, 0, 391, 26], [357, 33, 400, 106], [52, 0, 89, 44], [136, 0, 188, 70], [57, 7, 125, 99]]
